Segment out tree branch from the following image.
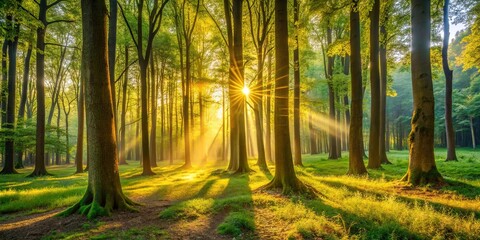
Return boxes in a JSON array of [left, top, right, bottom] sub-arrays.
[[47, 0, 67, 9], [118, 1, 139, 50], [47, 19, 75, 26]]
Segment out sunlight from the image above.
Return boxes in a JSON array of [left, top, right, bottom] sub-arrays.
[[242, 86, 250, 96]]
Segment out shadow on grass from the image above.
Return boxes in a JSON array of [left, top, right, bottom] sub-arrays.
[[319, 178, 480, 219]]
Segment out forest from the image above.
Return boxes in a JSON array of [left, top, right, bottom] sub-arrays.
[[0, 0, 479, 239]]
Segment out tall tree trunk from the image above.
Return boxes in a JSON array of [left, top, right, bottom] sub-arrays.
[[232, 0, 249, 174], [1, 41, 7, 127], [254, 48, 267, 170], [265, 50, 273, 162], [262, 0, 309, 194], [15, 42, 32, 169], [347, 0, 367, 175], [139, 62, 153, 174], [326, 27, 338, 160], [293, 0, 302, 166], [75, 52, 86, 174], [1, 21, 19, 174], [379, 22, 391, 164], [109, 0, 118, 130], [442, 0, 457, 161], [62, 0, 137, 218], [149, 53, 158, 167], [30, 0, 49, 176], [401, 0, 444, 186], [119, 45, 128, 165], [56, 102, 61, 165], [343, 56, 350, 151], [309, 114, 318, 154], [368, 0, 381, 169]]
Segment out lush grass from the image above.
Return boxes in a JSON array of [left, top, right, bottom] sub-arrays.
[[1, 148, 480, 239]]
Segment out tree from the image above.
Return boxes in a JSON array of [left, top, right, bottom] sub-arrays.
[[367, 0, 381, 169], [347, 0, 367, 175], [401, 0, 444, 186], [442, 0, 457, 161], [0, 7, 19, 175], [379, 0, 391, 165], [75, 52, 86, 174], [119, 0, 170, 175], [293, 0, 302, 166], [62, 0, 136, 219], [30, 0, 72, 177], [261, 0, 308, 194]]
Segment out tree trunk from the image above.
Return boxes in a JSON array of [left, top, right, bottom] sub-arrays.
[[347, 0, 367, 175], [379, 23, 391, 164], [401, 0, 444, 186], [293, 0, 302, 166], [1, 22, 19, 175], [326, 27, 338, 160], [75, 52, 86, 174], [149, 53, 157, 167], [56, 103, 61, 165], [442, 0, 457, 161], [15, 42, 32, 169], [368, 0, 381, 169], [262, 0, 309, 194], [1, 41, 7, 127], [309, 114, 318, 154], [62, 0, 137, 219], [108, 0, 118, 130], [232, 0, 249, 174], [119, 45, 128, 165], [265, 51, 273, 162], [254, 48, 267, 170], [30, 0, 49, 176]]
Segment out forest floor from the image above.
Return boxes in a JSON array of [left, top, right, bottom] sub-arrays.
[[0, 149, 480, 239]]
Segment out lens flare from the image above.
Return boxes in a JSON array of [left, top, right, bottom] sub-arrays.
[[242, 86, 250, 96]]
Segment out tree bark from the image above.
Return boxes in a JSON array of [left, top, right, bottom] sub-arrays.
[[368, 0, 381, 169], [401, 0, 444, 186], [1, 20, 19, 174], [149, 52, 158, 167], [62, 0, 137, 219], [442, 0, 457, 161], [293, 0, 302, 166], [347, 0, 367, 175], [379, 22, 391, 164], [30, 0, 49, 176], [15, 42, 32, 169], [119, 45, 128, 165], [262, 0, 309, 194], [232, 0, 249, 174], [326, 27, 338, 160]]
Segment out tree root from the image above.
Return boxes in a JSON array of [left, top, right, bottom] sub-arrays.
[[59, 189, 139, 219]]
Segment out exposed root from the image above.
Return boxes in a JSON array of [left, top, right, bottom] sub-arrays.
[[401, 167, 446, 187], [258, 176, 318, 199], [59, 189, 139, 219]]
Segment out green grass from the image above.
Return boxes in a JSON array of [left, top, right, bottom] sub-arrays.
[[1, 148, 480, 239]]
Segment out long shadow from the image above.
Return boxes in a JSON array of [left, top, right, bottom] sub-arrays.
[[443, 179, 480, 199], [301, 196, 423, 240], [210, 173, 255, 238], [319, 178, 480, 219]]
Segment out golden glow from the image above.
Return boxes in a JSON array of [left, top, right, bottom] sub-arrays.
[[242, 86, 250, 96]]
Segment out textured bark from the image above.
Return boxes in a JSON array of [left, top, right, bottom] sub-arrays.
[[232, 0, 249, 174], [30, 0, 49, 176], [347, 0, 367, 175], [119, 45, 128, 165], [149, 53, 158, 167], [293, 0, 302, 166], [326, 27, 339, 160], [1, 41, 6, 126], [75, 53, 86, 174], [261, 0, 309, 194], [368, 0, 381, 169], [1, 21, 19, 175], [379, 23, 391, 165], [401, 0, 444, 186], [61, 0, 137, 219], [109, 0, 118, 129], [265, 51, 272, 162], [442, 0, 457, 161], [15, 42, 32, 169]]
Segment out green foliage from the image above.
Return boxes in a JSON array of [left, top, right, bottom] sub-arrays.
[[217, 211, 255, 237]]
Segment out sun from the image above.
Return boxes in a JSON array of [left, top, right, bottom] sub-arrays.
[[242, 86, 250, 96]]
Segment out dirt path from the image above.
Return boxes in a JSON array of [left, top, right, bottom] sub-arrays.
[[0, 200, 230, 240]]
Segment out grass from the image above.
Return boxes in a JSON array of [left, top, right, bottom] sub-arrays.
[[1, 148, 480, 239]]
